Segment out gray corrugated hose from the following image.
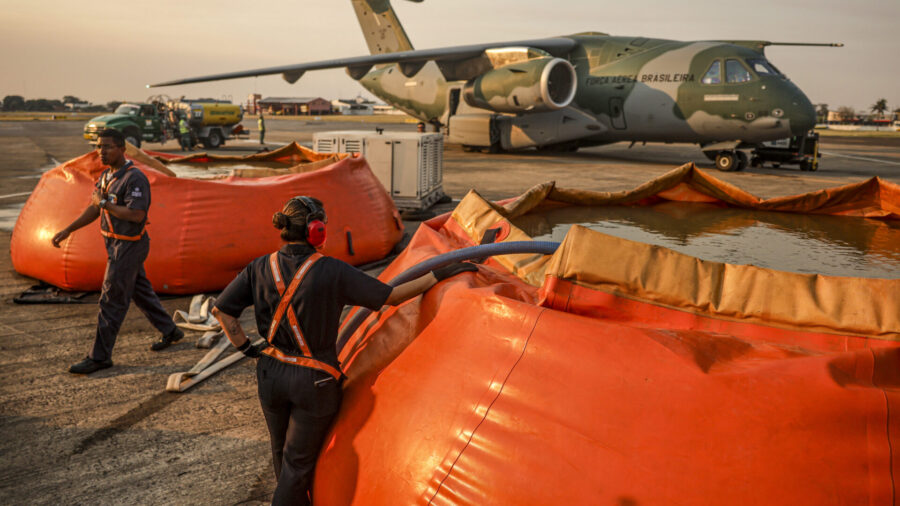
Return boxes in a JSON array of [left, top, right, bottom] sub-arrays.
[[336, 240, 561, 353]]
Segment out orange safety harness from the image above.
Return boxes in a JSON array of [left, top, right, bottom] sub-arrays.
[[260, 251, 343, 381], [99, 163, 146, 241]]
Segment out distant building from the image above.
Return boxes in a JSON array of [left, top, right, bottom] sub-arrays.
[[258, 97, 332, 116], [827, 111, 848, 123]]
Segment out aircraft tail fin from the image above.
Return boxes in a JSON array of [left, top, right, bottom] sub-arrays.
[[350, 0, 418, 54]]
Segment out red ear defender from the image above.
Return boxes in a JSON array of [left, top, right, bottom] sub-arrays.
[[293, 195, 327, 247], [306, 219, 326, 247]]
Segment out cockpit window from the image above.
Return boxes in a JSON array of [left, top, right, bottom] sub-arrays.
[[701, 60, 721, 84], [726, 59, 752, 83], [746, 58, 782, 76]]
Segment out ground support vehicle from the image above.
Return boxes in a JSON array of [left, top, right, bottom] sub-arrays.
[[750, 131, 820, 171], [84, 98, 243, 149], [170, 101, 244, 149], [83, 102, 171, 148]]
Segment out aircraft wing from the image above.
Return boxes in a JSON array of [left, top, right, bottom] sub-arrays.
[[148, 37, 578, 87]]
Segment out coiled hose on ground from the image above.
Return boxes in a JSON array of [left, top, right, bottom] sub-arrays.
[[336, 240, 561, 352]]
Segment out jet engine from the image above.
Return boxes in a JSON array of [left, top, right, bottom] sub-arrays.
[[463, 57, 577, 114]]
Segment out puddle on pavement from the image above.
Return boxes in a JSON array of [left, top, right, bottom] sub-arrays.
[[165, 161, 290, 179], [0, 203, 24, 232], [512, 201, 900, 279]]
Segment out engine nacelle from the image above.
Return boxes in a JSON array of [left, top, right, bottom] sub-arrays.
[[463, 57, 577, 114]]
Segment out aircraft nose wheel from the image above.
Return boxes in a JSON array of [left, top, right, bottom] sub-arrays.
[[715, 151, 744, 172]]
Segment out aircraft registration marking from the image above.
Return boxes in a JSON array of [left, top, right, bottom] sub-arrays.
[[704, 94, 740, 102]]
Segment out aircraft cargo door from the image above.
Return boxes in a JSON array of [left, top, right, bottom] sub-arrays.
[[448, 88, 461, 118], [442, 86, 462, 131], [610, 97, 627, 130]]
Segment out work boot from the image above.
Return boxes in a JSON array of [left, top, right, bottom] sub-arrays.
[[150, 327, 184, 351], [69, 356, 113, 374]]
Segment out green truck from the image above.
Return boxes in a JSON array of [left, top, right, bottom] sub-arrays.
[[83, 102, 168, 148], [83, 99, 244, 149]]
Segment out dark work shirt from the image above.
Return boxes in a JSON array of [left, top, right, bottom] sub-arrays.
[[96, 160, 150, 244], [215, 243, 392, 368]]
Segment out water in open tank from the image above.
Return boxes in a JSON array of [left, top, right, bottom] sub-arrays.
[[511, 202, 900, 279], [164, 161, 290, 179]]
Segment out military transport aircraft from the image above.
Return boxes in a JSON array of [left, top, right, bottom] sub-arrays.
[[151, 0, 841, 171]]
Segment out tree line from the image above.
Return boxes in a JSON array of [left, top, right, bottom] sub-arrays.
[[2, 95, 123, 113], [816, 98, 900, 123]]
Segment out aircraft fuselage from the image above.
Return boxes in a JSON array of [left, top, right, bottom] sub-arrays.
[[359, 34, 816, 151]]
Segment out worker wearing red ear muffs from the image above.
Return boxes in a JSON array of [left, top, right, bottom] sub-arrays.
[[212, 195, 476, 505]]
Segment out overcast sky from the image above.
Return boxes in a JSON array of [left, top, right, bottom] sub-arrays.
[[2, 0, 898, 111]]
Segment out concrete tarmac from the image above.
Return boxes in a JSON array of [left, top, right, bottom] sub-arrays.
[[1, 119, 898, 504]]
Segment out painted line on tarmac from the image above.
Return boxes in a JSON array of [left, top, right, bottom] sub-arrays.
[[819, 151, 900, 166], [0, 192, 32, 200]]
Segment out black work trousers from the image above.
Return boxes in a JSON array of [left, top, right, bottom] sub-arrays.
[[90, 235, 176, 361], [257, 355, 342, 506]]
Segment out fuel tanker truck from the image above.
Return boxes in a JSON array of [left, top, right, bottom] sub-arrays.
[[83, 97, 243, 149], [171, 101, 244, 149]]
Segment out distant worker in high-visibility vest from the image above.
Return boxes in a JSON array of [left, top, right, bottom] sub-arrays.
[[178, 115, 191, 151], [258, 110, 266, 145], [52, 128, 183, 375]]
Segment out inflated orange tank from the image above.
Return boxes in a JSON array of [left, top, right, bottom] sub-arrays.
[[11, 145, 402, 294], [321, 165, 900, 505]]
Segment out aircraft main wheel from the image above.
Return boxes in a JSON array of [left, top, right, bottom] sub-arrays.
[[750, 156, 761, 168], [736, 151, 748, 171], [799, 160, 810, 171], [773, 163, 781, 169], [715, 151, 738, 172]]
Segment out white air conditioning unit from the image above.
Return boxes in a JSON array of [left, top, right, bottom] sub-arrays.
[[312, 130, 444, 210], [313, 132, 367, 155]]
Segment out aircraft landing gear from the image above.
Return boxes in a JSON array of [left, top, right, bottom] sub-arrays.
[[714, 150, 746, 172]]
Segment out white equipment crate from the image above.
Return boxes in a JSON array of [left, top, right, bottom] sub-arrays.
[[313, 130, 444, 210]]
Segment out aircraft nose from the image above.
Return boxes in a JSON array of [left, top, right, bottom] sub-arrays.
[[789, 93, 816, 135]]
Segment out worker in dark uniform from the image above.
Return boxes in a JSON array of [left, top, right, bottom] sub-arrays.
[[52, 128, 183, 375], [212, 196, 475, 505]]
